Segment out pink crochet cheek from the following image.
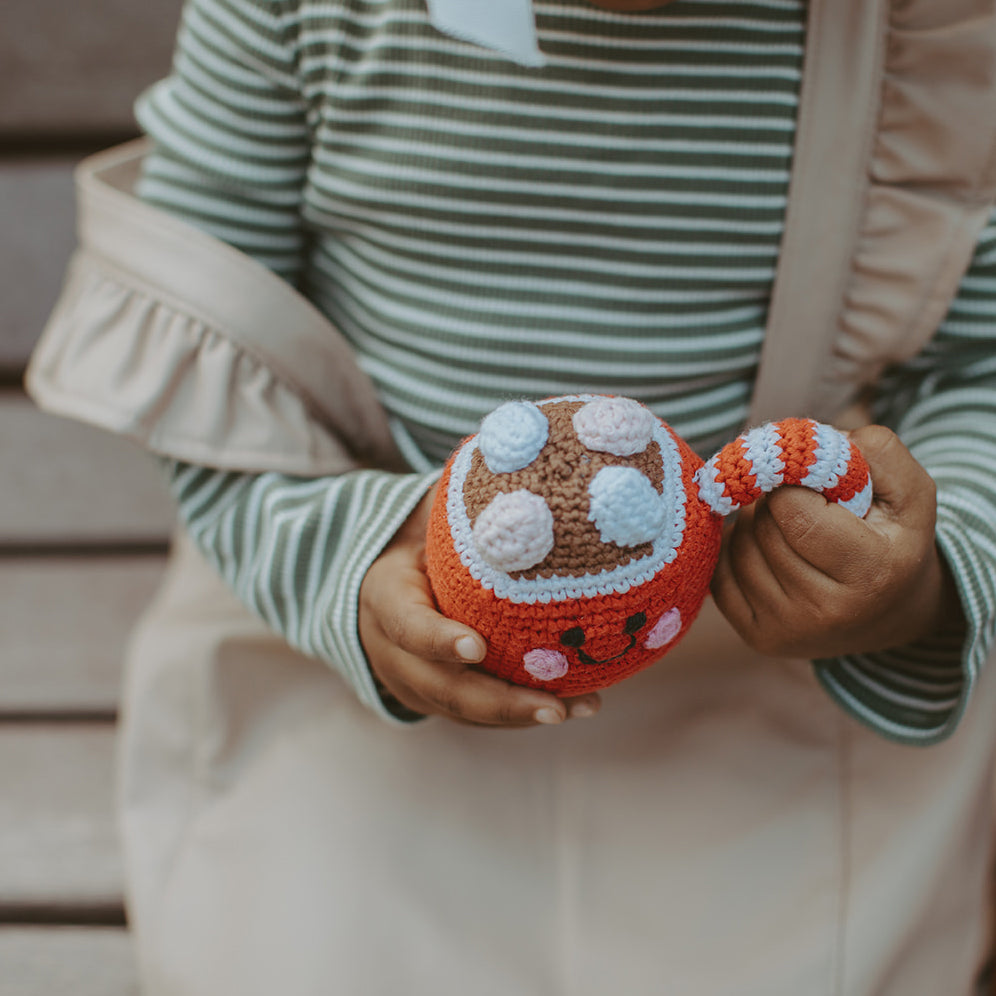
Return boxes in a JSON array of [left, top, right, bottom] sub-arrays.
[[523, 649, 570, 681], [644, 607, 681, 650]]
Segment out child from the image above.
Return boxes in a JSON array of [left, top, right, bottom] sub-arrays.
[[26, 0, 996, 992]]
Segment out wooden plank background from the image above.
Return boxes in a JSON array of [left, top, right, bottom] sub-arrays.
[[0, 557, 165, 716], [0, 1, 182, 137], [0, 160, 78, 370], [0, 928, 138, 996], [2, 3, 183, 992], [0, 397, 175, 547]]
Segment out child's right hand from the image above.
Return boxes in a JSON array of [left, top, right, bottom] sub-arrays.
[[358, 488, 602, 728]]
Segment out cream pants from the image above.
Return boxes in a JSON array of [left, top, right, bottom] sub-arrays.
[[118, 533, 996, 995]]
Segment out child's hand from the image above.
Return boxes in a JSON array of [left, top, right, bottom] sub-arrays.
[[359, 488, 602, 727], [711, 425, 963, 659]]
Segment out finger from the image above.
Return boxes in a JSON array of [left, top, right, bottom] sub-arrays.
[[722, 504, 787, 614], [733, 502, 793, 588], [714, 516, 793, 647], [367, 542, 489, 665], [712, 503, 832, 652], [711, 554, 762, 645], [849, 425, 936, 528], [381, 625, 600, 726], [564, 693, 602, 720], [378, 592, 488, 666], [367, 586, 570, 727], [363, 554, 572, 727], [762, 485, 877, 583], [366, 618, 551, 727], [372, 667, 439, 720], [401, 652, 570, 727], [711, 512, 764, 639]]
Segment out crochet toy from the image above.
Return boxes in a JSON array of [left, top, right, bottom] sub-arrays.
[[425, 395, 873, 697]]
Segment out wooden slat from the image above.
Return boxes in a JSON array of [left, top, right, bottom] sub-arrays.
[[0, 394, 175, 545], [0, 927, 137, 995], [0, 557, 166, 714], [0, 159, 77, 371], [0, 0, 182, 135], [0, 726, 122, 908]]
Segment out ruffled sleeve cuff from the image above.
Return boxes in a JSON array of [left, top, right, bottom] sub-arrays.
[[25, 141, 406, 479], [813, 502, 992, 747]]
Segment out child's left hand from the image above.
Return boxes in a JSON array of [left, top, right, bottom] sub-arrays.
[[711, 425, 963, 659]]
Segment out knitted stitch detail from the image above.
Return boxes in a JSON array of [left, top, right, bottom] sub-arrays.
[[799, 421, 849, 490], [426, 395, 715, 695], [472, 489, 555, 572], [523, 649, 570, 681], [837, 480, 874, 518], [588, 465, 668, 547], [645, 607, 682, 650], [694, 418, 872, 517], [741, 422, 786, 493], [478, 401, 549, 474], [442, 396, 688, 604], [573, 397, 658, 457]]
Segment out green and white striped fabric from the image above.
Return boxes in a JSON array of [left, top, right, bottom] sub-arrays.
[[816, 223, 996, 743], [138, 0, 996, 740]]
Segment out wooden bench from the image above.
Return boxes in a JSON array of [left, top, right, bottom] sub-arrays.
[[1, 2, 182, 990], [0, 397, 175, 993], [0, 389, 172, 996]]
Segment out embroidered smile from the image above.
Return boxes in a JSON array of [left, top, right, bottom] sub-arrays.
[[559, 612, 647, 666], [576, 637, 636, 666], [521, 607, 683, 683]]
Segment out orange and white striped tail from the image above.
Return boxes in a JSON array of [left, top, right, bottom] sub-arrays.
[[694, 418, 873, 518]]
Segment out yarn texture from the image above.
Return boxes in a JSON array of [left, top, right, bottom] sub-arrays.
[[425, 396, 872, 696]]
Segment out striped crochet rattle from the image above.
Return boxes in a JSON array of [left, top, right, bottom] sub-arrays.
[[425, 395, 872, 696]]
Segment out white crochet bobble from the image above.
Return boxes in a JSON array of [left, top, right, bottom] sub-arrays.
[[573, 396, 657, 456], [472, 490, 555, 572], [478, 401, 549, 474], [588, 466, 667, 547]]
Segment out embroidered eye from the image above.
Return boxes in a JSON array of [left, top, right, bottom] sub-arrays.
[[624, 612, 647, 635], [560, 627, 586, 648]]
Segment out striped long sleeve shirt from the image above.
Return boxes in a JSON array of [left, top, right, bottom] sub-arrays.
[[136, 0, 996, 741]]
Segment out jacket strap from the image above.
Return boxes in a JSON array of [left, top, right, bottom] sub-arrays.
[[751, 0, 996, 425]]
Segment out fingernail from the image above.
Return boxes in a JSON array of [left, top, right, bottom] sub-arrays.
[[455, 635, 484, 662], [534, 707, 564, 725], [569, 701, 598, 719]]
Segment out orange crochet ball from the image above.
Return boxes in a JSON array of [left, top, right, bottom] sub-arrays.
[[425, 396, 872, 697]]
